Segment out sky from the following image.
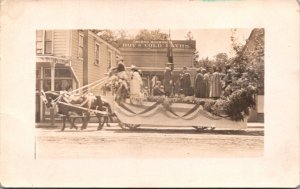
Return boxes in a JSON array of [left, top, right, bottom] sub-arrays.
[[123, 29, 252, 59]]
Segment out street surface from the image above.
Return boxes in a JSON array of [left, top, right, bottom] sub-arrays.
[[36, 123, 264, 158]]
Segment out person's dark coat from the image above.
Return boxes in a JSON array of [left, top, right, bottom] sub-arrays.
[[153, 86, 165, 96], [179, 72, 192, 96], [164, 67, 173, 96], [194, 73, 206, 98]]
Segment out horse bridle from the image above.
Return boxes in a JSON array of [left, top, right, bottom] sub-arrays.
[[40, 90, 49, 105], [40, 90, 61, 107]]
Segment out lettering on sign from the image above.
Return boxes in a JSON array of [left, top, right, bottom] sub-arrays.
[[120, 40, 195, 49]]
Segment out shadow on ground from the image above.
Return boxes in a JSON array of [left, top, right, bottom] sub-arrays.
[[36, 124, 264, 136], [107, 128, 264, 136]]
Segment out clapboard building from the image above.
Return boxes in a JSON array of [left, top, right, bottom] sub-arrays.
[[119, 40, 196, 69], [36, 30, 120, 122]]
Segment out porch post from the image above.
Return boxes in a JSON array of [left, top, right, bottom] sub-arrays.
[[50, 63, 55, 91], [40, 67, 44, 121], [50, 63, 55, 126], [83, 30, 89, 86]]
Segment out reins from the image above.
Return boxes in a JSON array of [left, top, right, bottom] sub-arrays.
[[41, 77, 108, 105]]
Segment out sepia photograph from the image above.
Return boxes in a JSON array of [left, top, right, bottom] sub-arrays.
[[35, 28, 264, 158], [1, 0, 299, 187]]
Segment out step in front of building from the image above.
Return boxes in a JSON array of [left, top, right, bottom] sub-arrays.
[[256, 113, 264, 123]]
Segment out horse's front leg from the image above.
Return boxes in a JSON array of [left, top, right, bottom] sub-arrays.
[[81, 113, 90, 130], [105, 116, 110, 127], [80, 117, 86, 130], [96, 114, 104, 130], [65, 115, 74, 131], [103, 103, 113, 125], [61, 116, 67, 131], [66, 115, 77, 130], [70, 117, 78, 130]]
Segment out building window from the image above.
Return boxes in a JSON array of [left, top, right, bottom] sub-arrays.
[[95, 43, 100, 65], [78, 33, 84, 58], [36, 31, 43, 54], [42, 68, 73, 92], [108, 50, 112, 70], [44, 31, 53, 54], [36, 30, 53, 55]]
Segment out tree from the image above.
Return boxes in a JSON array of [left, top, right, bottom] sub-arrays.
[[193, 50, 199, 67], [92, 29, 117, 43], [91, 29, 131, 48], [229, 28, 264, 94], [196, 57, 214, 70], [213, 53, 228, 72], [185, 31, 194, 40], [115, 30, 130, 40], [135, 29, 168, 40]]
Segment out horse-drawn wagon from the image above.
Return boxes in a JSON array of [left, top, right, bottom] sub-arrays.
[[40, 73, 254, 131]]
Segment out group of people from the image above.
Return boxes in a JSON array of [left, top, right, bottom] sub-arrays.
[[108, 61, 145, 104], [108, 60, 237, 103], [152, 63, 225, 99]]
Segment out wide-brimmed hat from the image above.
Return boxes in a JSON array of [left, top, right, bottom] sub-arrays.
[[130, 64, 138, 71]]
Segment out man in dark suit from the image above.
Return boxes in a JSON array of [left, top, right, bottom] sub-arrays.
[[179, 66, 192, 96], [164, 62, 174, 97]]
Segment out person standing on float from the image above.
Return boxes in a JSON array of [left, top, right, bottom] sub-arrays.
[[129, 65, 143, 98], [164, 34, 175, 97], [210, 66, 222, 99], [115, 61, 129, 104], [179, 66, 192, 96], [164, 63, 173, 97], [194, 68, 206, 98], [203, 68, 211, 98]]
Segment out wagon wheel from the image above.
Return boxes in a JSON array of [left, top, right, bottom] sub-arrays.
[[118, 121, 140, 130], [118, 121, 127, 129], [125, 124, 141, 130], [192, 126, 208, 131]]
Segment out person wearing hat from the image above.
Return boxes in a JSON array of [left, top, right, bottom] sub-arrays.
[[163, 62, 174, 97], [210, 66, 222, 99], [153, 81, 165, 96], [114, 62, 129, 104], [129, 65, 143, 99], [179, 66, 192, 96], [203, 68, 211, 98], [194, 67, 206, 98]]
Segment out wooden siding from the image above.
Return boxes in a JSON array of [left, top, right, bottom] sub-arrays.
[[53, 30, 68, 57], [85, 31, 120, 95], [70, 30, 84, 87], [87, 35, 108, 95], [121, 49, 194, 69], [50, 30, 121, 91]]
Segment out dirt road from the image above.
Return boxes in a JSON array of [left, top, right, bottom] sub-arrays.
[[36, 123, 264, 158]]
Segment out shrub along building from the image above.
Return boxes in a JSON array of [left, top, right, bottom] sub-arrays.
[[36, 30, 120, 122], [240, 28, 264, 122]]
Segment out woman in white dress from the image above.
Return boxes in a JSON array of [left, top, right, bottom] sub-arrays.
[[130, 65, 144, 104]]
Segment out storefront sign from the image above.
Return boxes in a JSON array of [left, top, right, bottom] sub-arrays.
[[119, 40, 196, 49]]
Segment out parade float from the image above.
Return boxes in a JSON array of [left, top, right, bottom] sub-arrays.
[[40, 66, 257, 131], [102, 65, 257, 131]]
